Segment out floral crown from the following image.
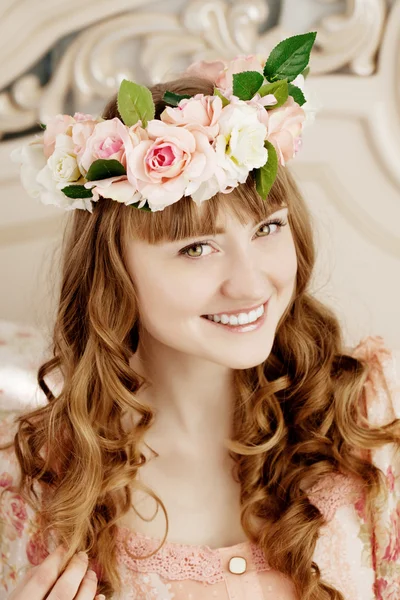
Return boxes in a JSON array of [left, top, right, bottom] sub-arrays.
[[11, 32, 317, 213]]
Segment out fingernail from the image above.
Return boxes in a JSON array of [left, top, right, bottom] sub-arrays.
[[77, 551, 89, 562], [97, 595, 106, 600], [85, 569, 97, 581]]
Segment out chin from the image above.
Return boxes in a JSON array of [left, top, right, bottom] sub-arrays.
[[213, 342, 274, 371]]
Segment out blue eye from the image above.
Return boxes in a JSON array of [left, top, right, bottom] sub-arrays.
[[178, 218, 288, 259]]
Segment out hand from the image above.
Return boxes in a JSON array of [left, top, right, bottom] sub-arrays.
[[8, 544, 105, 600]]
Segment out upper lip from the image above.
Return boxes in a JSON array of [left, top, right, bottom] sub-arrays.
[[202, 301, 268, 317]]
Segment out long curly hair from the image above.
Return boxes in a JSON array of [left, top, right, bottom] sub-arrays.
[[1, 76, 399, 600]]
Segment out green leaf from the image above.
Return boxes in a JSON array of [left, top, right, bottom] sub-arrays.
[[213, 87, 230, 107], [117, 79, 155, 127], [232, 71, 264, 101], [39, 123, 47, 130], [163, 91, 192, 107], [85, 159, 126, 182], [288, 83, 306, 106], [263, 31, 317, 83], [62, 185, 93, 199], [255, 141, 278, 200], [258, 80, 288, 109]]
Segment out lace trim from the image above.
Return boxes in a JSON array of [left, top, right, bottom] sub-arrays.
[[307, 473, 364, 521], [115, 527, 270, 583]]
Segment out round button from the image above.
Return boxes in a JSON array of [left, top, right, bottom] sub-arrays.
[[228, 556, 247, 574]]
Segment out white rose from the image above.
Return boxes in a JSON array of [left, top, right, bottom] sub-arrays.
[[11, 136, 94, 212], [10, 139, 47, 199], [47, 133, 81, 184], [214, 101, 268, 180]]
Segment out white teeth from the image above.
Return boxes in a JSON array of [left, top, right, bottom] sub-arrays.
[[206, 303, 265, 326]]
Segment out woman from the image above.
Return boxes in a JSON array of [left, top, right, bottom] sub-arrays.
[[1, 33, 399, 600]]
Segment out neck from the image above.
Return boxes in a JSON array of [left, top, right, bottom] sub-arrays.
[[128, 332, 236, 448]]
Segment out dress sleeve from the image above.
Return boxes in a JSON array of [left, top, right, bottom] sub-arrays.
[[352, 335, 400, 596], [0, 411, 49, 597]]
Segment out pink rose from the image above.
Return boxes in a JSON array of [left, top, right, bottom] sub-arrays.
[[43, 112, 98, 160], [160, 94, 223, 140], [184, 59, 227, 83], [73, 112, 95, 122], [86, 176, 143, 206], [71, 120, 98, 163], [1, 488, 28, 541], [128, 120, 215, 210], [266, 96, 306, 166], [78, 118, 128, 174], [216, 54, 265, 96], [85, 121, 149, 205], [43, 115, 75, 159]]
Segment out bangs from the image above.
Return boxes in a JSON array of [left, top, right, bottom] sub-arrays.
[[121, 171, 288, 245]]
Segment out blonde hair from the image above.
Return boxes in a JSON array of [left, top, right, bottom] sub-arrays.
[[1, 76, 399, 600]]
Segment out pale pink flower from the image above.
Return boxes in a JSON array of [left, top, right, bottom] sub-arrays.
[[85, 176, 143, 206], [184, 59, 227, 83], [128, 120, 215, 211], [0, 488, 28, 541], [71, 120, 98, 164], [376, 577, 400, 600], [382, 503, 400, 562], [386, 465, 396, 493], [161, 94, 223, 140], [78, 118, 128, 174], [43, 114, 76, 159], [215, 54, 265, 97], [73, 112, 95, 122], [84, 121, 150, 206], [43, 112, 98, 160], [266, 96, 306, 166]]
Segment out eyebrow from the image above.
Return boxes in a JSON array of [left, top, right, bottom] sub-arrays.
[[211, 205, 288, 235]]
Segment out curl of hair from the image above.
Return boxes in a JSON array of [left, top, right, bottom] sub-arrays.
[[1, 76, 399, 600]]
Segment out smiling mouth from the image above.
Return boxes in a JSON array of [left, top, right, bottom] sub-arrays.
[[201, 302, 267, 326]]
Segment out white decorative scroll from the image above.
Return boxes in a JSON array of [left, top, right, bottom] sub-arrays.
[[0, 0, 394, 136]]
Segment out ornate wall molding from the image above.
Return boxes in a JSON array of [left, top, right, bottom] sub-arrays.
[[0, 0, 394, 137]]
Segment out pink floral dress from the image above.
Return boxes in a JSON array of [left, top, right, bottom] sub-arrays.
[[0, 334, 399, 600]]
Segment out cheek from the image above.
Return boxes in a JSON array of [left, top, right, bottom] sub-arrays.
[[272, 235, 298, 290], [130, 262, 205, 326]]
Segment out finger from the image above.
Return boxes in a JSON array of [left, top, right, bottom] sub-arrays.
[[45, 551, 90, 600], [9, 546, 67, 600], [8, 565, 38, 598], [74, 568, 99, 600]]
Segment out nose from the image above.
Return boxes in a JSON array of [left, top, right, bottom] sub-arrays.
[[220, 248, 269, 303]]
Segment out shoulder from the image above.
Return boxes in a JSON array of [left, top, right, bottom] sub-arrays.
[[311, 336, 400, 594], [308, 334, 399, 518], [0, 411, 49, 596], [351, 335, 400, 424]]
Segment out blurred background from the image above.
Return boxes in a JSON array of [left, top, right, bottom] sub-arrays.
[[0, 0, 399, 407]]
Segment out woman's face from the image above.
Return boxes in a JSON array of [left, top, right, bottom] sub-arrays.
[[125, 202, 297, 369]]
